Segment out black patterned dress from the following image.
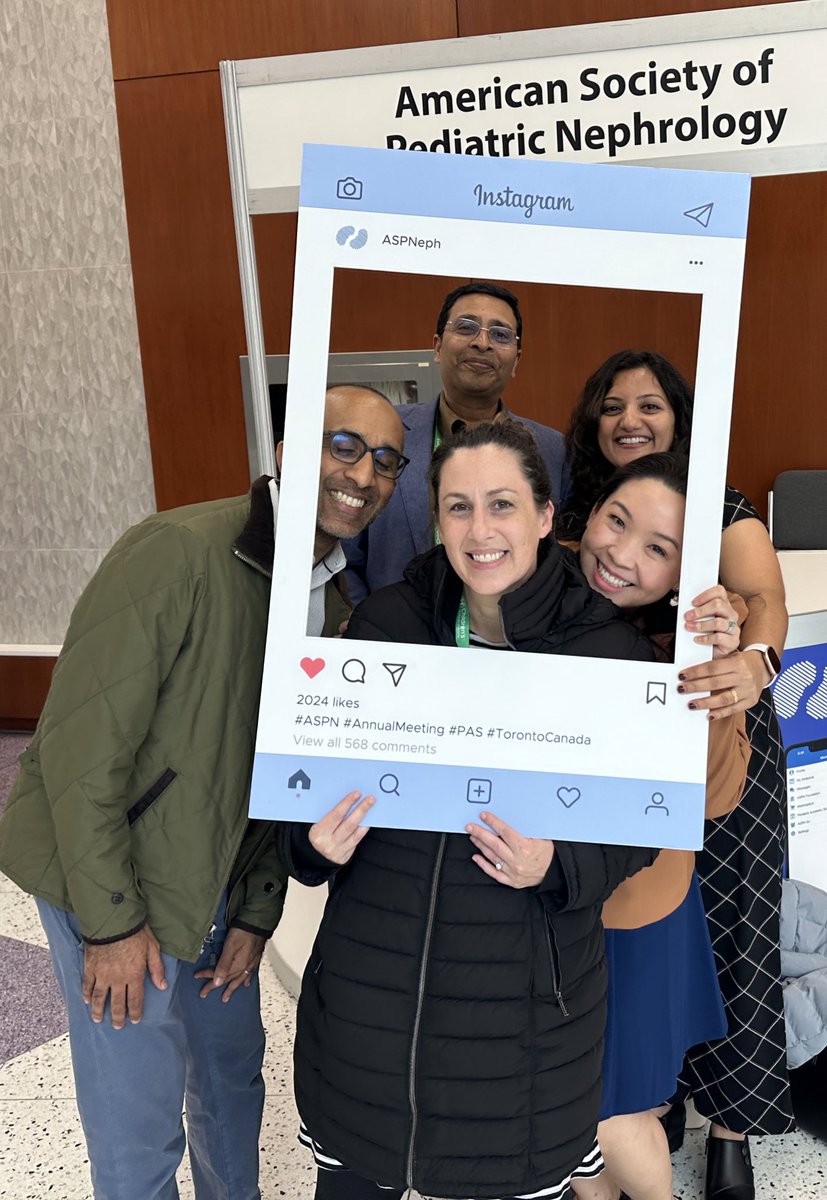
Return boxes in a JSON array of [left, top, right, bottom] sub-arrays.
[[676, 487, 795, 1133]]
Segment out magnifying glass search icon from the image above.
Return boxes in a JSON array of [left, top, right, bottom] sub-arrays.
[[379, 773, 400, 796]]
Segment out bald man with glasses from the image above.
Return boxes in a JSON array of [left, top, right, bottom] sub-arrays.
[[344, 281, 567, 603], [0, 384, 403, 1200]]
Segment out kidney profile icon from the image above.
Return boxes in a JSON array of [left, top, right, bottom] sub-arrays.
[[336, 226, 368, 250]]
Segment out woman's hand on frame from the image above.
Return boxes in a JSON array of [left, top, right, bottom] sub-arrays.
[[683, 585, 742, 659], [679, 584, 762, 718], [309, 791, 375, 865], [678, 650, 766, 718], [466, 811, 554, 888]]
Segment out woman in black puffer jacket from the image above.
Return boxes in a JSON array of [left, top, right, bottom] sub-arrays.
[[278, 420, 658, 1200]]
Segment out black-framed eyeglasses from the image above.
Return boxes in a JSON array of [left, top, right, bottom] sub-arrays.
[[443, 317, 519, 347], [323, 430, 410, 479]]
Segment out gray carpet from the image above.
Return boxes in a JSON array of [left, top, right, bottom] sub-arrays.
[[0, 732, 28, 818]]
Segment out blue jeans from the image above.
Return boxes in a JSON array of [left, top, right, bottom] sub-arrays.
[[37, 897, 265, 1200]]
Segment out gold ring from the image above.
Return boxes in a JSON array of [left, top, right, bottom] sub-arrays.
[[730, 688, 738, 705]]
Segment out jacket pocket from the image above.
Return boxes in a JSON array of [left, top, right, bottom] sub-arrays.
[[543, 912, 570, 1017], [127, 768, 177, 826], [305, 950, 327, 1014]]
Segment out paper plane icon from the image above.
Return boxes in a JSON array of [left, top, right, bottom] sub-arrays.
[[683, 202, 714, 228], [382, 662, 407, 688]]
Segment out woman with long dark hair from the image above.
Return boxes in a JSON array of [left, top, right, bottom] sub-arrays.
[[561, 352, 793, 1200], [558, 351, 693, 545], [569, 453, 744, 1200]]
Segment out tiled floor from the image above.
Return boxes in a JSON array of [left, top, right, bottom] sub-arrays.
[[1, 733, 824, 1199]]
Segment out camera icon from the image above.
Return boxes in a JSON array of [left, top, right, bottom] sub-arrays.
[[337, 176, 363, 201]]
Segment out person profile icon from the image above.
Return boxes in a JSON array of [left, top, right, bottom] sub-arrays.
[[645, 792, 670, 817]]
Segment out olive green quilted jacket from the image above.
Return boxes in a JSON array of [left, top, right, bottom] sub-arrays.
[[0, 483, 348, 961]]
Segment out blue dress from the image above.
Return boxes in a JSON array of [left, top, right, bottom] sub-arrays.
[[600, 873, 727, 1119]]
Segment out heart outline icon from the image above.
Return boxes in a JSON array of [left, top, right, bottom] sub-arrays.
[[556, 786, 581, 808], [300, 657, 326, 679]]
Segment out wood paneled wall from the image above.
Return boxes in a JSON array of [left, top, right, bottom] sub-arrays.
[[108, 0, 826, 518], [456, 0, 792, 36], [1, 658, 56, 731], [107, 1, 458, 78], [318, 267, 702, 436], [114, 71, 252, 507], [731, 171, 827, 497]]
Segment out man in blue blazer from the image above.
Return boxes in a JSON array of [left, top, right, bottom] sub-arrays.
[[344, 281, 568, 603]]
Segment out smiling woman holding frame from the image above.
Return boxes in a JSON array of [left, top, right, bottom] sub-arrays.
[[276, 419, 662, 1200], [560, 350, 793, 1200]]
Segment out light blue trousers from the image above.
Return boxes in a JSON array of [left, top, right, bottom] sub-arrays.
[[37, 897, 265, 1200]]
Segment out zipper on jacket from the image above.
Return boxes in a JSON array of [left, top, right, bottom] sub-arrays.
[[543, 913, 570, 1017], [497, 604, 517, 650], [202, 814, 256, 961], [405, 834, 447, 1190], [232, 546, 271, 579], [201, 923, 218, 968]]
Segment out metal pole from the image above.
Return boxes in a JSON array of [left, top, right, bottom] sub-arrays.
[[220, 59, 276, 479]]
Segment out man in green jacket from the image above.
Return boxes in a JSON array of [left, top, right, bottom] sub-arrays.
[[0, 385, 406, 1200]]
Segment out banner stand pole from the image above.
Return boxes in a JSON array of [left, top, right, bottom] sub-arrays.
[[220, 60, 276, 480]]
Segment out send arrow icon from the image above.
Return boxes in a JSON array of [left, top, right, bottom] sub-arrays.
[[382, 662, 407, 687], [683, 202, 714, 228]]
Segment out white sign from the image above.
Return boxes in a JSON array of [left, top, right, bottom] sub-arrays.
[[247, 144, 751, 851], [228, 2, 827, 213]]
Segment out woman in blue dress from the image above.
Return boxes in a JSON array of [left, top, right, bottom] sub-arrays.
[[561, 352, 793, 1200]]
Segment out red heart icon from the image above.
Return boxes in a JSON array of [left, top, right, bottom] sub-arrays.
[[300, 657, 326, 679]]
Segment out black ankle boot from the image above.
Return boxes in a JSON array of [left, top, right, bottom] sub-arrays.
[[705, 1133, 754, 1200], [659, 1101, 686, 1153]]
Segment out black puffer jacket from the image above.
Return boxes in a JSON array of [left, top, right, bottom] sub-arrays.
[[349, 537, 654, 657], [282, 539, 657, 1198]]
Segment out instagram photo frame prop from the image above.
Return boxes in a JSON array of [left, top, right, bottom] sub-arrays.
[[244, 143, 749, 851]]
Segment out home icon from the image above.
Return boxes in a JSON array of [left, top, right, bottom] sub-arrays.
[[287, 769, 311, 791]]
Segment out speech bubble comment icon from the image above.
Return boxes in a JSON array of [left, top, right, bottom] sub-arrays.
[[556, 786, 581, 808], [646, 681, 667, 705], [300, 657, 325, 679], [342, 658, 366, 684]]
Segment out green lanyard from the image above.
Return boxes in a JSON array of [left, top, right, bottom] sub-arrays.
[[436, 418, 470, 645], [432, 421, 443, 547], [455, 592, 470, 647]]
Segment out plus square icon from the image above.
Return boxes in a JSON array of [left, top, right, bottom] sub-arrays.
[[467, 778, 492, 804]]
